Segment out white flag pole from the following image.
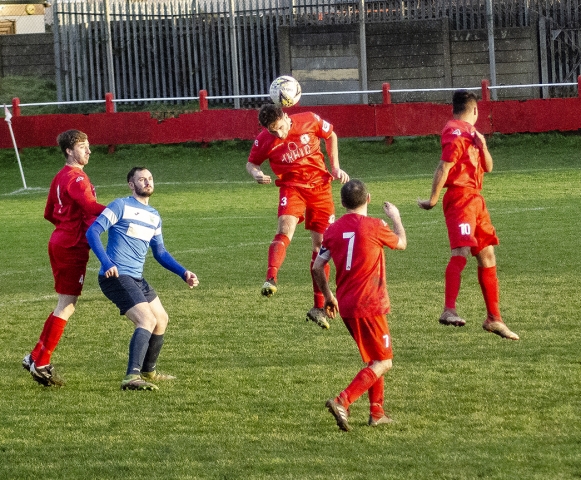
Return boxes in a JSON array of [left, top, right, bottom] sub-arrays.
[[3, 104, 27, 190]]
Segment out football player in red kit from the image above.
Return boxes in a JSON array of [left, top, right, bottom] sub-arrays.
[[418, 90, 519, 340], [312, 179, 406, 431], [247, 104, 349, 329], [22, 130, 106, 386]]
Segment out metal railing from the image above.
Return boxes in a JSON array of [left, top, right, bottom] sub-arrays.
[[6, 79, 581, 116]]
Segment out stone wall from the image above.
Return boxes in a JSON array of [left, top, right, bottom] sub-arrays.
[[0, 33, 54, 79]]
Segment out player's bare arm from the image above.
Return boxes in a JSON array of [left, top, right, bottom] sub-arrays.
[[312, 256, 338, 318], [246, 162, 272, 184], [383, 202, 407, 250], [474, 131, 494, 172], [184, 271, 199, 289], [324, 133, 349, 184], [417, 160, 453, 210]]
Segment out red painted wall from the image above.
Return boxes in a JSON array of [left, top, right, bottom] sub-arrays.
[[2, 97, 581, 150]]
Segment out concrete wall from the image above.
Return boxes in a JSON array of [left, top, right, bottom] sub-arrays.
[[0, 33, 54, 79], [450, 27, 539, 100], [366, 19, 452, 103], [281, 25, 362, 106], [281, 19, 540, 105]]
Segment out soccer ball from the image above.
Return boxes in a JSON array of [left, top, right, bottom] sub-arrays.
[[269, 76, 302, 107]]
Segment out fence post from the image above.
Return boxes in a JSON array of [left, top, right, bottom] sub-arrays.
[[105, 93, 115, 113], [199, 90, 208, 111], [382, 84, 394, 145], [481, 80, 491, 101], [382, 83, 391, 104], [12, 98, 21, 117], [104, 93, 116, 154], [359, 0, 368, 105], [578, 76, 581, 98]]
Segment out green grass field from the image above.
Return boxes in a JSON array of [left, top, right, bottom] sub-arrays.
[[1, 134, 580, 479]]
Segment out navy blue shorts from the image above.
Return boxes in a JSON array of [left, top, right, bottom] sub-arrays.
[[98, 275, 158, 315]]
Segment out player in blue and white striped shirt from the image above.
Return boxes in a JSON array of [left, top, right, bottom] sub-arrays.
[[87, 167, 199, 391]]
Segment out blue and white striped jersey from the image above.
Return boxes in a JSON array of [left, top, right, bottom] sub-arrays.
[[92, 196, 163, 278]]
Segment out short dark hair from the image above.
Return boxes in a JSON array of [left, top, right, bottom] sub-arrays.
[[452, 90, 478, 116], [258, 104, 284, 128], [127, 166, 147, 183], [57, 130, 88, 159], [341, 179, 368, 210]]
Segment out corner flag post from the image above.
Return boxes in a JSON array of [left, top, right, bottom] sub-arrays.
[[3, 104, 27, 190]]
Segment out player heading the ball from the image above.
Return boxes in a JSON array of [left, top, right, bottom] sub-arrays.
[[246, 104, 349, 329]]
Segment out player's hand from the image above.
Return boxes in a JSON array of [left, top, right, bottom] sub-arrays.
[[104, 266, 119, 278], [254, 172, 272, 184], [184, 271, 199, 288], [473, 131, 488, 150], [417, 198, 435, 210], [383, 201, 401, 219], [324, 296, 339, 319], [332, 168, 350, 184]]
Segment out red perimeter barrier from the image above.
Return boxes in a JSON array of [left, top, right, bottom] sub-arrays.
[[2, 83, 581, 150]]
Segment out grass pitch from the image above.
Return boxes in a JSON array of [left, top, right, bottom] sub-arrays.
[[0, 134, 580, 479]]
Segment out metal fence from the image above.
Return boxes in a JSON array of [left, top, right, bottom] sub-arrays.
[[52, 0, 581, 104]]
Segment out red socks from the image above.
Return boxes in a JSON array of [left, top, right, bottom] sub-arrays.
[[30, 313, 54, 362], [338, 367, 378, 409], [266, 233, 291, 281], [34, 313, 67, 367], [445, 255, 467, 309], [478, 265, 501, 318], [445, 257, 501, 318], [266, 236, 329, 310], [367, 375, 385, 418], [310, 251, 329, 309]]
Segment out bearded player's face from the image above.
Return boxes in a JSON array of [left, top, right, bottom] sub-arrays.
[[130, 169, 154, 197]]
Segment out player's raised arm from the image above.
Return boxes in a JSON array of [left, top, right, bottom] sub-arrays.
[[382, 202, 407, 250], [474, 131, 494, 172], [324, 132, 349, 184]]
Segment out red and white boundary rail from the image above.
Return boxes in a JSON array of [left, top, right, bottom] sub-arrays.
[[2, 79, 581, 150]]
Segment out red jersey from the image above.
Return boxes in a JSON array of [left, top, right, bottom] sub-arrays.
[[44, 165, 105, 248], [248, 112, 334, 188], [441, 119, 487, 190], [318, 213, 400, 318]]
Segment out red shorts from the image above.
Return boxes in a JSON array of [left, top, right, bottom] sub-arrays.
[[342, 315, 393, 363], [277, 182, 335, 234], [443, 188, 499, 255], [49, 242, 89, 296]]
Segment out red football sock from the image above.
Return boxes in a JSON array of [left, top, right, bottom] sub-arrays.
[[31, 312, 57, 362], [368, 375, 385, 418], [445, 255, 467, 309], [338, 367, 378, 410], [266, 233, 291, 281], [35, 315, 67, 367], [310, 251, 329, 308], [478, 265, 501, 318]]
